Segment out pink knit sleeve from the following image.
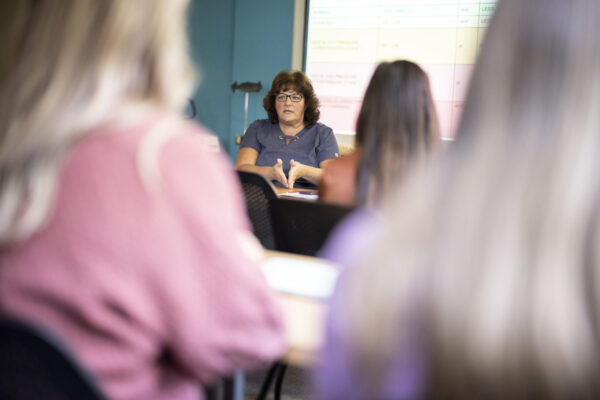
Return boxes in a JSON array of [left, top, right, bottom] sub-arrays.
[[142, 126, 287, 384]]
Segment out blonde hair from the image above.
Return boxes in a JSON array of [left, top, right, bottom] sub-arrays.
[[334, 0, 600, 397], [0, 0, 195, 244]]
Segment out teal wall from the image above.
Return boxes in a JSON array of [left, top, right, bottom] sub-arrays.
[[188, 0, 295, 161]]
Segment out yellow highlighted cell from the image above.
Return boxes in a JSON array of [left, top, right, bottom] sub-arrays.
[[376, 28, 480, 64], [308, 29, 378, 63]]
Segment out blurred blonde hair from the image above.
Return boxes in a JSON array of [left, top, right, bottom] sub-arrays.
[[0, 0, 195, 244], [335, 0, 600, 397]]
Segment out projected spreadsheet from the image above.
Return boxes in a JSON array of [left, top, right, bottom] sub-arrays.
[[305, 0, 498, 138]]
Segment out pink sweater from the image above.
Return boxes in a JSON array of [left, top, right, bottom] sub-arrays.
[[0, 116, 287, 400]]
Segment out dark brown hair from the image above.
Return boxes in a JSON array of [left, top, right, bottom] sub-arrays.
[[263, 70, 320, 127], [354, 60, 440, 205]]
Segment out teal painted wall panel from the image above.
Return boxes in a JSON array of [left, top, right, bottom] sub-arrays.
[[188, 0, 295, 161], [228, 1, 295, 160], [188, 0, 235, 152]]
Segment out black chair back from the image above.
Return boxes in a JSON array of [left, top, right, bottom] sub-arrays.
[[0, 315, 107, 400], [269, 198, 354, 256], [237, 171, 278, 249]]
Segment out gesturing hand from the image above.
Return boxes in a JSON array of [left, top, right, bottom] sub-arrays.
[[287, 159, 305, 189], [272, 158, 288, 187]]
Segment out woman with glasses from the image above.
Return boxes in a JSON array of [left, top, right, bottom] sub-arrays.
[[235, 70, 339, 189]]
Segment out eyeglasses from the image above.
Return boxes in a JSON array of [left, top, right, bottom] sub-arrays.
[[276, 93, 303, 103]]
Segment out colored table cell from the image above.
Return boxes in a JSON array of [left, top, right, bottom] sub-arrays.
[[436, 100, 453, 139], [422, 64, 456, 101], [377, 28, 459, 64], [381, 15, 466, 29], [307, 63, 376, 98], [381, 4, 460, 18], [318, 97, 363, 133], [480, 2, 498, 16], [457, 15, 479, 27], [455, 27, 480, 64], [307, 29, 378, 64], [478, 15, 493, 27], [451, 64, 475, 102], [458, 4, 480, 16]]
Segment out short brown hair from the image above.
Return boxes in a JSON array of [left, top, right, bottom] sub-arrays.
[[263, 70, 320, 127]]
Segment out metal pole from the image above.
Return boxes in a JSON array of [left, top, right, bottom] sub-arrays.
[[243, 92, 249, 133]]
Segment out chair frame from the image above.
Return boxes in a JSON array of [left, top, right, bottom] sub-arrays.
[[0, 315, 107, 400], [269, 197, 354, 256], [237, 170, 279, 250]]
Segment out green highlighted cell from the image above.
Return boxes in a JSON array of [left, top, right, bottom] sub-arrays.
[[479, 3, 497, 16]]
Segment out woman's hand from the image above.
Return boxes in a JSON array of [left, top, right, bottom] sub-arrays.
[[288, 159, 306, 189], [272, 158, 289, 187]]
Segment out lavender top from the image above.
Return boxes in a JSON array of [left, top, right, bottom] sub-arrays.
[[315, 209, 427, 399]]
